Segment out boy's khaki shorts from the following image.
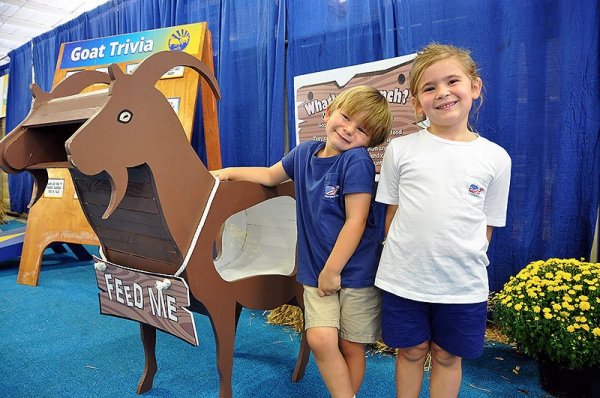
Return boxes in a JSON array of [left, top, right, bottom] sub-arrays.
[[303, 285, 381, 344]]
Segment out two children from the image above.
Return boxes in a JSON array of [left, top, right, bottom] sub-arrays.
[[215, 43, 511, 398]]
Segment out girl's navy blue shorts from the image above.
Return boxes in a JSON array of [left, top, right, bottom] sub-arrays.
[[381, 291, 487, 359]]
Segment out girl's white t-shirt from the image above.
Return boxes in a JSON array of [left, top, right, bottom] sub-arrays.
[[375, 129, 511, 303]]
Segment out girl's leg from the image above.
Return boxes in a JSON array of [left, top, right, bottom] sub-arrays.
[[395, 341, 429, 398], [307, 326, 355, 398], [339, 338, 366, 394], [429, 342, 461, 398]]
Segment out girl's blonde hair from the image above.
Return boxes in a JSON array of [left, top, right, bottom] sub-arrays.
[[409, 43, 484, 126], [327, 85, 392, 148]]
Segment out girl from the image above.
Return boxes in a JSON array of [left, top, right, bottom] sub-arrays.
[[375, 44, 512, 397]]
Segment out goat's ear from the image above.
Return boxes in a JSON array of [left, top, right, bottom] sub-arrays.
[[30, 83, 50, 102], [108, 64, 125, 80]]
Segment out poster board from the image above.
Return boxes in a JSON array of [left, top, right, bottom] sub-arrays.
[[0, 74, 7, 118], [17, 23, 220, 286], [294, 53, 418, 172]]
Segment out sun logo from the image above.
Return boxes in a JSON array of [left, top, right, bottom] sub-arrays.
[[168, 29, 191, 51]]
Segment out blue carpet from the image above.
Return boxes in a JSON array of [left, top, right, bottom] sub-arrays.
[[0, 219, 26, 232], [0, 251, 552, 397]]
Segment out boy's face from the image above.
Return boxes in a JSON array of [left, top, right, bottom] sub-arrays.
[[323, 109, 371, 155], [414, 58, 481, 134]]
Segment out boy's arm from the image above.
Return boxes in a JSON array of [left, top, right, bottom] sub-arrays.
[[487, 226, 493, 243], [318, 192, 372, 297], [384, 205, 398, 237], [211, 161, 289, 187]]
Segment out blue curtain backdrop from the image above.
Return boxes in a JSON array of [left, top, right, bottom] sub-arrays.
[[5, 43, 33, 214], [3, 0, 599, 289]]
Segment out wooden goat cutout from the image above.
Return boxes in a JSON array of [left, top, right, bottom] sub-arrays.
[[0, 50, 309, 398]]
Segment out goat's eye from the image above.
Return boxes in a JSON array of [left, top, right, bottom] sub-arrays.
[[117, 110, 133, 124]]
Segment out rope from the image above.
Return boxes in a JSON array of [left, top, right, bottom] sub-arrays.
[[95, 175, 221, 291]]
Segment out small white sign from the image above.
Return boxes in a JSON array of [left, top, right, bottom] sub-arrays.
[[167, 97, 180, 114], [95, 67, 109, 74], [161, 66, 184, 79], [44, 179, 65, 198], [65, 69, 83, 78], [126, 63, 140, 75]]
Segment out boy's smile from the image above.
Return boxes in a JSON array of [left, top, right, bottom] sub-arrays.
[[414, 58, 481, 137], [321, 109, 370, 157]]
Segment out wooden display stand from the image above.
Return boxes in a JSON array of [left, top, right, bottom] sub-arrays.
[[16, 23, 220, 286]]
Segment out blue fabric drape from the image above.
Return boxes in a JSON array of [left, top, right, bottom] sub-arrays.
[[3, 0, 598, 290], [218, 0, 286, 167], [6, 43, 33, 213]]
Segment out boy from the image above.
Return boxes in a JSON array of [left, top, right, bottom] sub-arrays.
[[213, 85, 391, 397]]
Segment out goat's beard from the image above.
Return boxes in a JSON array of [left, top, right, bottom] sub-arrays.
[[103, 166, 129, 219]]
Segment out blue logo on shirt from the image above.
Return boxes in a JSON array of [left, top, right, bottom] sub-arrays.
[[468, 184, 485, 196], [324, 185, 340, 198]]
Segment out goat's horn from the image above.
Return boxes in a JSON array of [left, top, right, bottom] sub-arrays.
[[108, 64, 125, 80], [27, 169, 49, 209], [51, 70, 111, 98], [103, 166, 128, 219], [131, 50, 220, 99], [30, 84, 50, 102]]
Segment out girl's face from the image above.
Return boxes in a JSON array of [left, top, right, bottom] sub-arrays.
[[323, 109, 371, 156], [414, 57, 481, 135]]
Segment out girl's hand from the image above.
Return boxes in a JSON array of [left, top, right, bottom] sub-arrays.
[[317, 268, 341, 297], [210, 169, 229, 181]]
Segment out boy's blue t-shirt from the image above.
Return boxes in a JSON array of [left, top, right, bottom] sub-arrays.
[[281, 141, 379, 288]]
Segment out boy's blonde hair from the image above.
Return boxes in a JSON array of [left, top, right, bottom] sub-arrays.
[[327, 85, 392, 148], [409, 43, 484, 124]]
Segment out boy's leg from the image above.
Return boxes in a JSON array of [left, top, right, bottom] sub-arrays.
[[429, 301, 487, 398], [306, 327, 355, 397], [429, 342, 461, 398], [304, 286, 354, 398], [339, 287, 382, 394], [339, 338, 366, 394], [396, 342, 429, 398]]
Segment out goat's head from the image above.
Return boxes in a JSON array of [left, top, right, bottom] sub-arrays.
[[65, 50, 220, 219], [0, 70, 111, 208]]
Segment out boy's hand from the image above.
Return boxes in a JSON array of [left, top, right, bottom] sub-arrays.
[[317, 268, 341, 297], [210, 169, 229, 181]]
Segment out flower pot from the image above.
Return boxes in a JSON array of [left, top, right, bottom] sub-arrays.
[[538, 359, 600, 398]]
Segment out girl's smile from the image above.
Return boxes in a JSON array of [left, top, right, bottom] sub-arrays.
[[414, 57, 481, 139]]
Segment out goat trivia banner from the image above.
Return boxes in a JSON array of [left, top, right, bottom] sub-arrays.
[[93, 257, 198, 346], [59, 23, 203, 69], [294, 53, 418, 172]]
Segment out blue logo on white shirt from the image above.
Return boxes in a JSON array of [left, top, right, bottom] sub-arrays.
[[468, 184, 485, 196]]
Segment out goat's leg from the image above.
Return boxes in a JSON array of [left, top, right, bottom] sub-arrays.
[[292, 282, 309, 382], [136, 323, 158, 394], [292, 332, 310, 382], [208, 303, 238, 398]]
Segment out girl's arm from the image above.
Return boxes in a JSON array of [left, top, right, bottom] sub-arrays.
[[318, 192, 372, 296], [211, 161, 289, 187], [487, 226, 494, 243]]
